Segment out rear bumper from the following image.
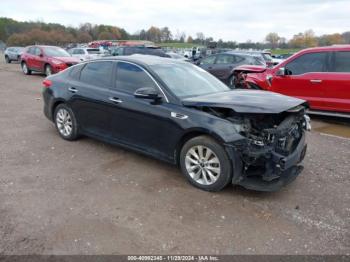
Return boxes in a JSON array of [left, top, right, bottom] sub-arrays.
[[227, 132, 307, 192]]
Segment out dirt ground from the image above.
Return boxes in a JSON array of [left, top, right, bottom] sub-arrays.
[[0, 57, 349, 255]]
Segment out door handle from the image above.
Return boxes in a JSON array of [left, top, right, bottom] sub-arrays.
[[310, 79, 322, 83], [68, 87, 78, 93], [109, 97, 123, 104]]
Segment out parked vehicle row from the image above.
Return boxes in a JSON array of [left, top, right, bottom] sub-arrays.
[[42, 55, 310, 192]]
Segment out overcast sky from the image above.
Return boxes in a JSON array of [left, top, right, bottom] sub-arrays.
[[1, 0, 349, 42]]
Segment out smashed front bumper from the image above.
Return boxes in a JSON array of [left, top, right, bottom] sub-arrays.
[[225, 132, 307, 192]]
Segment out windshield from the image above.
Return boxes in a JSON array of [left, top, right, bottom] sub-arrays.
[[44, 47, 71, 57], [151, 63, 229, 98]]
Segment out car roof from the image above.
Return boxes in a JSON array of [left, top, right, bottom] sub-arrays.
[[300, 45, 350, 52], [94, 54, 187, 66]]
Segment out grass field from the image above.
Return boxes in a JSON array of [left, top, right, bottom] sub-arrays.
[[271, 48, 300, 55]]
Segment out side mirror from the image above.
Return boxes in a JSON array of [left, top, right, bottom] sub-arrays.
[[39, 53, 43, 57], [276, 67, 286, 76], [134, 87, 161, 100]]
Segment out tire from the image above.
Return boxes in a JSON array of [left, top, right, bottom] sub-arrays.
[[5, 56, 11, 63], [54, 104, 79, 141], [45, 64, 53, 76], [21, 62, 31, 75], [228, 75, 236, 89], [180, 135, 232, 192]]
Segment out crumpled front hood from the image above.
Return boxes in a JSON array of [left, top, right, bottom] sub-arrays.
[[182, 90, 306, 114]]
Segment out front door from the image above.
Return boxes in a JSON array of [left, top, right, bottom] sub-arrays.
[[109, 61, 181, 161], [270, 52, 330, 110]]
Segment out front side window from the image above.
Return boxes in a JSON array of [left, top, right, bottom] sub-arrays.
[[200, 55, 216, 65], [115, 62, 157, 94], [150, 62, 229, 98], [285, 52, 327, 75], [333, 51, 350, 72], [80, 61, 113, 88], [215, 54, 235, 64]]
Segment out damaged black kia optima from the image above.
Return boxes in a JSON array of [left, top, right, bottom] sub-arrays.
[[42, 55, 310, 192]]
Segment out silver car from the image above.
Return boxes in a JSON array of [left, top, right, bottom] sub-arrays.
[[4, 47, 24, 63], [68, 47, 102, 61]]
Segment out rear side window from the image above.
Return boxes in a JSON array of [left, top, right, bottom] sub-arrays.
[[80, 61, 113, 88], [115, 62, 157, 94], [333, 51, 350, 72], [285, 52, 327, 75]]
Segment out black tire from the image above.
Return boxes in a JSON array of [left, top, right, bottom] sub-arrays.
[[228, 75, 236, 89], [45, 64, 53, 76], [53, 104, 79, 141], [180, 135, 232, 192], [21, 62, 31, 75], [5, 56, 10, 63]]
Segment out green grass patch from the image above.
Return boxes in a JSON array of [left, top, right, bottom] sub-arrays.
[[271, 48, 301, 55]]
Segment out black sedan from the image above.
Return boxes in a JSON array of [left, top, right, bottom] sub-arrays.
[[42, 55, 310, 192]]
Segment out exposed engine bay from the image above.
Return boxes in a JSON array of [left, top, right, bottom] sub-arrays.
[[201, 105, 310, 190]]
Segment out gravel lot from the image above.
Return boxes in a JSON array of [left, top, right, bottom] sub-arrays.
[[0, 57, 349, 255]]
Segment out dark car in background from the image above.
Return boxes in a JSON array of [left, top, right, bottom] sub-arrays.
[[4, 46, 24, 63], [197, 52, 266, 88], [21, 45, 80, 76], [42, 55, 310, 192], [109, 46, 170, 58]]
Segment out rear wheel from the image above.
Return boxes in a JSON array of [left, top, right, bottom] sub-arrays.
[[180, 135, 232, 191], [21, 62, 31, 75], [5, 56, 10, 63], [54, 104, 79, 141]]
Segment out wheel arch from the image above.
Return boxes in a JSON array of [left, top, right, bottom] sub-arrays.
[[51, 99, 66, 120], [174, 129, 225, 166]]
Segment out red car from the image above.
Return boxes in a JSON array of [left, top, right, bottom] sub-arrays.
[[239, 45, 350, 115], [21, 45, 80, 76]]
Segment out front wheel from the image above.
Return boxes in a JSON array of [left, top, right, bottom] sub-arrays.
[[54, 104, 79, 141], [180, 136, 232, 192], [5, 56, 10, 63]]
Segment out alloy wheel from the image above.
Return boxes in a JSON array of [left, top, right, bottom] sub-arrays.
[[185, 145, 221, 185], [56, 108, 73, 137], [22, 63, 28, 74]]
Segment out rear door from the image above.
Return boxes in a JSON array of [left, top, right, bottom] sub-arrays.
[[69, 61, 115, 138], [271, 52, 330, 110], [322, 51, 350, 113]]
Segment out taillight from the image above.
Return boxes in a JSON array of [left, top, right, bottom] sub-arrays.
[[42, 79, 52, 88]]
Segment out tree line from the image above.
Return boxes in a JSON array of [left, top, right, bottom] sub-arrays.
[[1, 17, 349, 49]]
